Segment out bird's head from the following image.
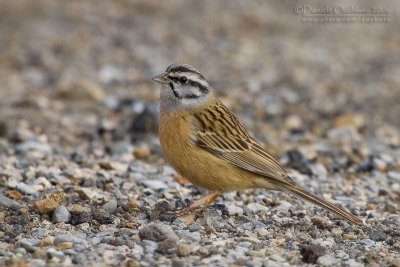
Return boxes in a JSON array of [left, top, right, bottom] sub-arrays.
[[152, 64, 213, 111]]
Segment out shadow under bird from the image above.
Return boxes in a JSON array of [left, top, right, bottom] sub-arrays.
[[152, 63, 363, 226]]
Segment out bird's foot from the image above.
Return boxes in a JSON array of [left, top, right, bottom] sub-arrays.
[[164, 192, 220, 217], [165, 206, 206, 217]]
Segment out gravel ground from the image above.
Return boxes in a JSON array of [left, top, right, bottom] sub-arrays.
[[1, 0, 400, 266]]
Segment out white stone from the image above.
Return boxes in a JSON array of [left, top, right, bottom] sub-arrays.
[[309, 163, 328, 177], [244, 203, 269, 214], [275, 201, 292, 213], [317, 254, 337, 266], [270, 254, 286, 262], [141, 180, 168, 190], [345, 259, 363, 267], [225, 203, 243, 216]]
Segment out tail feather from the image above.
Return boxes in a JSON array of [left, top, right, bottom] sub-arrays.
[[277, 184, 364, 225]]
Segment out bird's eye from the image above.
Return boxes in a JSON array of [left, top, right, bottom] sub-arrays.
[[179, 76, 188, 84]]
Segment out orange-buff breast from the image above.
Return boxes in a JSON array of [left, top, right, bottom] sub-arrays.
[[159, 110, 257, 192]]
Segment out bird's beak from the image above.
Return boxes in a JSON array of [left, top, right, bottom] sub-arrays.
[[152, 72, 169, 84]]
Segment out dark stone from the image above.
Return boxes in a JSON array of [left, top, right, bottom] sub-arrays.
[[4, 224, 24, 238], [384, 201, 397, 213], [300, 245, 326, 264], [174, 199, 188, 210], [114, 236, 128, 246], [100, 237, 113, 244], [386, 236, 400, 246], [289, 128, 306, 135], [0, 121, 7, 137], [11, 214, 30, 226], [159, 213, 176, 222], [70, 151, 85, 164], [357, 161, 374, 172], [156, 239, 177, 255], [71, 253, 86, 264], [171, 259, 186, 267], [371, 228, 387, 241], [329, 160, 342, 173], [154, 200, 173, 212], [287, 149, 312, 175], [93, 208, 113, 224], [70, 209, 92, 225], [214, 203, 225, 211], [129, 102, 159, 141], [115, 253, 126, 262]]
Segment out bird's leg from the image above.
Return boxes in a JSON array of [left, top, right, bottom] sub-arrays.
[[167, 192, 220, 216], [193, 192, 220, 213]]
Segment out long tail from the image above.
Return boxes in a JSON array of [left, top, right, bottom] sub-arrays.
[[277, 184, 364, 225]]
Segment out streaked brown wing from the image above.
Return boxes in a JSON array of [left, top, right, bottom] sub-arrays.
[[192, 100, 295, 186]]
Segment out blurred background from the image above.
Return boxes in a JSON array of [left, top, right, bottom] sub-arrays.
[[0, 0, 399, 158]]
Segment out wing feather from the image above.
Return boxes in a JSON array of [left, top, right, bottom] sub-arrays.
[[192, 100, 295, 186]]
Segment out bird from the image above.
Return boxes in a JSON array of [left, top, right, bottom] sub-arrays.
[[152, 63, 363, 225]]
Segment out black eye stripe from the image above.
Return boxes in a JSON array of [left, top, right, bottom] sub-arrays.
[[187, 80, 209, 94], [168, 76, 180, 83], [168, 76, 208, 91], [167, 76, 210, 97]]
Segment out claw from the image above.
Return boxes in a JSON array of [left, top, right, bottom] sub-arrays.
[[162, 192, 220, 217]]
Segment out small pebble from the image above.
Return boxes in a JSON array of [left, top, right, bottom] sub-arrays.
[[70, 205, 92, 225], [56, 242, 73, 250], [317, 254, 337, 266], [270, 254, 286, 262], [345, 259, 363, 267], [371, 229, 387, 241], [244, 203, 269, 214], [47, 248, 65, 262], [343, 234, 358, 240], [77, 188, 98, 200], [40, 236, 54, 247], [8, 190, 22, 200], [359, 239, 376, 246], [16, 182, 38, 195], [0, 195, 20, 208], [388, 171, 400, 181], [20, 240, 36, 253], [225, 203, 244, 216], [54, 234, 88, 246], [139, 223, 179, 242], [199, 247, 209, 256], [141, 180, 168, 190], [301, 245, 326, 264], [134, 148, 151, 159], [52, 206, 71, 223], [177, 244, 192, 257], [102, 200, 118, 214], [34, 200, 59, 215], [327, 125, 360, 143]]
